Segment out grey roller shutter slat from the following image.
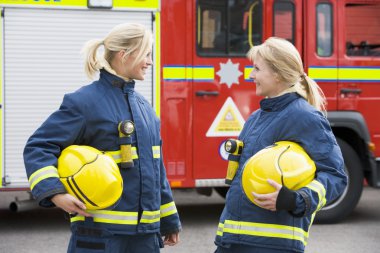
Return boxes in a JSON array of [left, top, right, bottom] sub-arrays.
[[3, 7, 153, 187]]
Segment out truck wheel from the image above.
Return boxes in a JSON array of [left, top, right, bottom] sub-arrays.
[[315, 138, 363, 224]]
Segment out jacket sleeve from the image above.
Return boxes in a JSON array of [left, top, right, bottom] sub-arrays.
[[281, 110, 347, 217], [158, 138, 182, 235], [23, 94, 86, 207]]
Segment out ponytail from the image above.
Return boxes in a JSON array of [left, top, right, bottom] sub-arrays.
[[81, 23, 152, 80], [81, 39, 104, 79], [300, 74, 326, 112]]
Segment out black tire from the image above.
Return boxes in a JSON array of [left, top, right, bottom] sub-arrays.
[[315, 138, 364, 224], [214, 187, 229, 198]]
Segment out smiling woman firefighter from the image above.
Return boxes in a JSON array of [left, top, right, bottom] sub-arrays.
[[214, 37, 347, 253], [23, 23, 181, 253]]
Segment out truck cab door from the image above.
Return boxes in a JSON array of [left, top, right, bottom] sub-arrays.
[[192, 0, 263, 185], [304, 0, 339, 109]]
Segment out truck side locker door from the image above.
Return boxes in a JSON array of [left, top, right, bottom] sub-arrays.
[[1, 6, 155, 189], [160, 0, 193, 187], [337, 0, 380, 159]]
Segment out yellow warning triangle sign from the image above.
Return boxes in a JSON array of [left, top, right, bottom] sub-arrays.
[[206, 97, 245, 137]]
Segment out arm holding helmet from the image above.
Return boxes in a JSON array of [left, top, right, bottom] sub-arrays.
[[51, 193, 91, 217], [270, 110, 347, 216], [252, 179, 301, 212], [23, 94, 87, 212], [294, 144, 346, 217]]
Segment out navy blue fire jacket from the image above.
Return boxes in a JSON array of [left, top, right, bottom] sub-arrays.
[[24, 70, 181, 236], [215, 93, 347, 253]]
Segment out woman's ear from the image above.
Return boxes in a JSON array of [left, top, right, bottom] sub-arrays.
[[273, 72, 281, 84], [118, 50, 126, 57], [115, 50, 128, 64]]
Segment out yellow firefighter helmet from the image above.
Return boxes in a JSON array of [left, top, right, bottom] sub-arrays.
[[57, 145, 123, 210], [242, 141, 316, 206]]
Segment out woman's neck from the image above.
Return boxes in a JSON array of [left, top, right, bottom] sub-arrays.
[[104, 60, 131, 81]]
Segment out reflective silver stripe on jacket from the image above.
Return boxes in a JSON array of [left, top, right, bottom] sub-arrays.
[[104, 145, 161, 163], [217, 220, 309, 246], [140, 210, 161, 223], [152, 146, 161, 158], [28, 166, 59, 190], [160, 201, 177, 218], [216, 223, 224, 236], [306, 180, 327, 211], [105, 147, 138, 163], [71, 210, 138, 225]]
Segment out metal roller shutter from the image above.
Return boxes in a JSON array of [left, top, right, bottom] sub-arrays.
[[3, 7, 153, 187]]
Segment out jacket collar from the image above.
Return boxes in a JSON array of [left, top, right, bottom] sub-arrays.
[[260, 92, 300, 112], [100, 69, 135, 94]]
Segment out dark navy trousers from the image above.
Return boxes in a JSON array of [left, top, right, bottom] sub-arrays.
[[67, 226, 163, 253]]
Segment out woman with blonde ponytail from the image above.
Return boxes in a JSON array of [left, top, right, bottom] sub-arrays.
[[24, 23, 181, 253], [214, 37, 347, 253]]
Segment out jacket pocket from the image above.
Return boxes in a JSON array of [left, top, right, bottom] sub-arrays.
[[69, 226, 112, 253]]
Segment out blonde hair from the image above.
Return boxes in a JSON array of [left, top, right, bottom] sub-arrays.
[[82, 23, 152, 79], [247, 37, 326, 111]]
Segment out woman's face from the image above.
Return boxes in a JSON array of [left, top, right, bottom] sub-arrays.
[[120, 49, 153, 81], [249, 55, 284, 97]]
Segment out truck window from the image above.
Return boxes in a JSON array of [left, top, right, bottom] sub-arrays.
[[197, 0, 263, 56], [345, 3, 380, 57], [273, 1, 295, 44], [316, 3, 333, 57]]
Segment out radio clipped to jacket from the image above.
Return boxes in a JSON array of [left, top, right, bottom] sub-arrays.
[[224, 139, 244, 185]]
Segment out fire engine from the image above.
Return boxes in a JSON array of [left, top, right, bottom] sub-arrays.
[[0, 0, 379, 224]]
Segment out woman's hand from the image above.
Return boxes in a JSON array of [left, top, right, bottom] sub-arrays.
[[252, 179, 283, 211], [163, 232, 180, 246], [51, 193, 92, 217]]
